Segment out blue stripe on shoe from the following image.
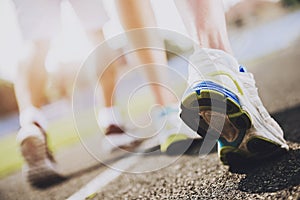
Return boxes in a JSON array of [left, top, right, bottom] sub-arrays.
[[193, 81, 240, 105], [239, 65, 247, 73]]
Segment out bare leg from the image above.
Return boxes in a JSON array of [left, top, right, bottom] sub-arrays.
[[14, 39, 64, 185], [88, 29, 142, 148], [86, 29, 119, 107], [115, 0, 172, 106], [175, 0, 232, 54], [14, 40, 49, 112]]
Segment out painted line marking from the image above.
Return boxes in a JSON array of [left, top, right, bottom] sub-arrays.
[[67, 156, 139, 200]]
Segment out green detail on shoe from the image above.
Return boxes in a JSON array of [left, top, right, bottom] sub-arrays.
[[160, 134, 189, 153], [246, 135, 284, 154], [86, 193, 97, 199], [248, 135, 279, 145], [209, 71, 244, 95], [219, 146, 236, 164]]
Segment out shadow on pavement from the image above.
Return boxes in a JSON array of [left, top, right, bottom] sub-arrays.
[[236, 105, 300, 193], [33, 152, 130, 189], [141, 138, 217, 157], [238, 149, 300, 193], [34, 138, 215, 189], [31, 175, 68, 190]]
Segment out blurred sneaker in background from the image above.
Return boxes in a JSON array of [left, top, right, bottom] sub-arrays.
[[17, 107, 65, 188]]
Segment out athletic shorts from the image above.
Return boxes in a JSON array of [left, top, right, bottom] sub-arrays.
[[13, 0, 109, 41]]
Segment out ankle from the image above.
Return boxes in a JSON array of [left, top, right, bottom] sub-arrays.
[[98, 106, 124, 128], [197, 30, 232, 55], [19, 106, 48, 131]]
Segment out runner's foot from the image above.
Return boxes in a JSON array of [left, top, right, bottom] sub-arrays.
[[180, 48, 288, 165], [153, 105, 198, 155], [98, 107, 143, 152], [102, 124, 143, 152], [17, 123, 65, 188]]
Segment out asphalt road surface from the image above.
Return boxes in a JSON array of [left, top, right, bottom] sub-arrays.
[[1, 39, 300, 200]]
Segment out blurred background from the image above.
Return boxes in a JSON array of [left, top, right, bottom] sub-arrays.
[[0, 0, 300, 177]]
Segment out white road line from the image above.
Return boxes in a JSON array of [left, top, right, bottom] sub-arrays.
[[67, 156, 139, 200]]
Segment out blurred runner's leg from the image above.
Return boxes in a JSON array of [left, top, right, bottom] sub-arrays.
[[115, 0, 196, 154], [13, 0, 64, 187], [72, 0, 142, 151]]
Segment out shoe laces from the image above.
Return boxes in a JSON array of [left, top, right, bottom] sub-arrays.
[[238, 72, 271, 120]]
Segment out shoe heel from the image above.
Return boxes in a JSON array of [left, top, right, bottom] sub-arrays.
[[21, 137, 46, 166], [181, 87, 251, 137]]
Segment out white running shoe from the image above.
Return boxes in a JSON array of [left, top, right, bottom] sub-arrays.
[[152, 105, 199, 155], [180, 48, 288, 165], [17, 123, 65, 188], [98, 107, 143, 152], [100, 124, 143, 152]]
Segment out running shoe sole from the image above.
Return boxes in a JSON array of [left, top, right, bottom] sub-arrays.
[[180, 81, 286, 165], [181, 81, 251, 138], [21, 137, 65, 188]]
